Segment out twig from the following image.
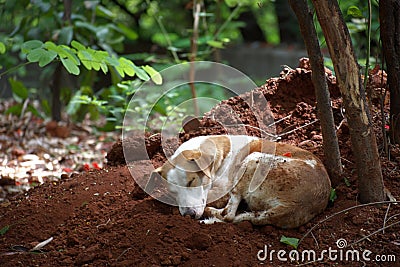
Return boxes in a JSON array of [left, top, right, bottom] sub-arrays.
[[200, 123, 278, 139], [298, 200, 400, 248], [385, 213, 400, 223], [340, 157, 354, 165], [20, 98, 30, 119], [380, 35, 389, 158], [277, 119, 319, 138], [30, 237, 54, 252], [349, 220, 400, 247], [363, 0, 372, 95], [96, 218, 111, 230], [189, 0, 201, 117], [381, 89, 389, 157], [267, 114, 292, 127], [336, 118, 346, 132], [310, 231, 319, 249], [115, 247, 132, 261], [204, 3, 242, 55], [145, 0, 180, 63], [382, 203, 391, 234], [200, 119, 320, 141], [0, 61, 32, 78]]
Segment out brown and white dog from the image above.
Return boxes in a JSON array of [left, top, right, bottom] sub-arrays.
[[154, 135, 331, 229]]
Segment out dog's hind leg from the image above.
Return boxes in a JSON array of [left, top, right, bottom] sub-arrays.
[[232, 205, 299, 228]]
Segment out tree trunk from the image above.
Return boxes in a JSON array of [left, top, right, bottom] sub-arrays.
[[380, 0, 400, 144], [51, 63, 62, 122], [51, 0, 73, 121], [288, 0, 342, 186], [238, 11, 265, 42], [311, 0, 385, 203]]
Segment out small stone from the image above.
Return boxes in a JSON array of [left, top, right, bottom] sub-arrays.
[[298, 140, 314, 147], [312, 134, 323, 141]]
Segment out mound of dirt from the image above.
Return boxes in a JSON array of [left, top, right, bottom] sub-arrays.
[[1, 59, 399, 266]]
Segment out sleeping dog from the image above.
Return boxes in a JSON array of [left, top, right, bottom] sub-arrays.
[[154, 135, 331, 229]]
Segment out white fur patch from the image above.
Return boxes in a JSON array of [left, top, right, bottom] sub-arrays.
[[199, 217, 224, 224], [245, 152, 317, 169], [304, 159, 317, 168]]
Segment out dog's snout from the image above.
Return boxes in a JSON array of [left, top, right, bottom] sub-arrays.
[[183, 208, 197, 219]]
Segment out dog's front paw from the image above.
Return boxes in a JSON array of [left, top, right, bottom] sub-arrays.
[[204, 207, 224, 219], [199, 217, 225, 224]]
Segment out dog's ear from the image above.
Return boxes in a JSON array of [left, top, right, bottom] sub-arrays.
[[154, 167, 162, 174], [152, 165, 170, 180], [197, 139, 218, 178], [181, 149, 214, 178], [181, 150, 202, 161]]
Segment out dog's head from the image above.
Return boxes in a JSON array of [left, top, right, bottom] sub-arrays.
[[153, 136, 230, 219]]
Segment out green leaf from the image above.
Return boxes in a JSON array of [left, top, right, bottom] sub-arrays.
[[207, 40, 224, 49], [221, 37, 230, 43], [100, 62, 108, 74], [61, 57, 80, 75], [9, 78, 28, 100], [117, 23, 138, 40], [347, 6, 363, 18], [118, 57, 135, 77], [344, 177, 351, 187], [0, 42, 6, 54], [5, 104, 23, 116], [44, 41, 58, 51], [224, 0, 239, 7], [143, 65, 162, 85], [38, 50, 57, 67], [92, 60, 101, 71], [106, 56, 120, 67], [27, 48, 46, 62], [132, 64, 150, 81], [26, 46, 57, 67], [280, 235, 299, 249], [329, 188, 337, 202], [59, 46, 80, 65], [91, 50, 106, 71], [71, 40, 86, 51], [92, 50, 108, 61], [59, 26, 74, 44], [78, 50, 93, 70], [0, 225, 9, 235], [96, 5, 116, 19], [41, 99, 51, 116], [21, 40, 43, 53], [27, 104, 41, 117], [75, 21, 98, 33], [109, 94, 126, 102]]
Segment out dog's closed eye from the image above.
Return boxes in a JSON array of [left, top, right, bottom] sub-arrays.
[[187, 178, 195, 187]]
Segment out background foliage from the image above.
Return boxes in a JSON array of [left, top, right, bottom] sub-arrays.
[[0, 0, 379, 131]]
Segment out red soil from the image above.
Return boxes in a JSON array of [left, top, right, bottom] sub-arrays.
[[1, 60, 399, 266]]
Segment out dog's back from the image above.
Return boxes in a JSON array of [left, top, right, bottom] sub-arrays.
[[228, 139, 331, 228]]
